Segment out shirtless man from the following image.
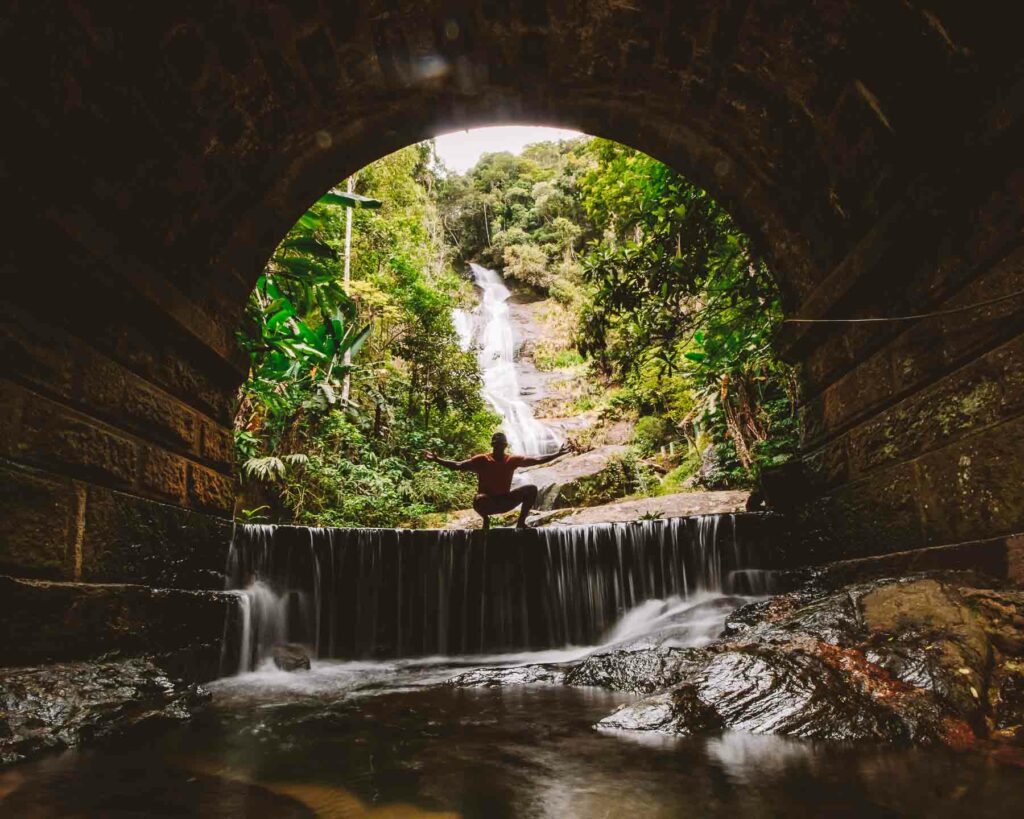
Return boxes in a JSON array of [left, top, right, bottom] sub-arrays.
[[424, 432, 568, 530]]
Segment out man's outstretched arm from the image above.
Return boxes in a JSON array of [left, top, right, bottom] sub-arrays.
[[423, 451, 474, 471], [516, 444, 571, 467]]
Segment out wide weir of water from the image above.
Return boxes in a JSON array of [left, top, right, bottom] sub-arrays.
[[6, 516, 1024, 816], [220, 516, 772, 672]]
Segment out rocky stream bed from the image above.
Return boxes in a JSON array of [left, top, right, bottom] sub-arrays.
[[3, 563, 1024, 815], [449, 570, 1024, 750]]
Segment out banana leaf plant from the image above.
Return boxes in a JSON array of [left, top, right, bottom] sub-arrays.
[[243, 189, 381, 406]]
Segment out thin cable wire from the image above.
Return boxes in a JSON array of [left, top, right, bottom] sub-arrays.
[[783, 289, 1024, 324]]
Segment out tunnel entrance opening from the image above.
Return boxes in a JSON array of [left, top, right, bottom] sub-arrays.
[[233, 129, 796, 532]]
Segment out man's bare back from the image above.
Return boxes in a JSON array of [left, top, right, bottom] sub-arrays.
[[423, 432, 568, 529]]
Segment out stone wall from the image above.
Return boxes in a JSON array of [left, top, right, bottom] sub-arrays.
[[783, 131, 1024, 561], [0, 1, 1021, 593], [0, 228, 237, 587]]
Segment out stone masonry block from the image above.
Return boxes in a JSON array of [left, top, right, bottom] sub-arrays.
[[80, 484, 229, 588], [199, 417, 234, 470], [0, 575, 235, 668], [799, 461, 924, 561], [802, 436, 848, 489], [78, 349, 128, 414], [1007, 535, 1024, 587], [12, 384, 139, 490], [0, 302, 75, 399], [0, 380, 25, 458], [122, 378, 199, 452], [847, 350, 1006, 479], [831, 327, 1024, 483], [158, 353, 236, 425], [0, 462, 76, 580], [820, 348, 893, 439], [916, 414, 1024, 547], [138, 445, 188, 504], [187, 463, 235, 515]]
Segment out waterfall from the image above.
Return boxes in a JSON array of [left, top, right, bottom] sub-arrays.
[[221, 515, 777, 673], [453, 262, 560, 456]]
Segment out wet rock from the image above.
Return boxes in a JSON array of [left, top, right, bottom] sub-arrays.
[[447, 664, 565, 687], [441, 490, 751, 528], [599, 684, 722, 735], [572, 572, 1024, 748], [861, 579, 990, 720], [991, 664, 1024, 742], [272, 643, 311, 672], [566, 647, 713, 695], [0, 658, 208, 766], [689, 644, 954, 743], [551, 490, 748, 526], [722, 586, 861, 645], [965, 588, 1024, 742]]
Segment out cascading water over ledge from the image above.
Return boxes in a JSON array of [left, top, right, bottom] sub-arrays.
[[452, 262, 561, 456], [220, 514, 785, 674]]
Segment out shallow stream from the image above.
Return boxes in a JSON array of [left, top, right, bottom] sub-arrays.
[[5, 520, 1024, 815], [5, 594, 1024, 817]]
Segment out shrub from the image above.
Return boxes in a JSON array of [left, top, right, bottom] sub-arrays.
[[502, 243, 550, 289], [632, 415, 674, 456]]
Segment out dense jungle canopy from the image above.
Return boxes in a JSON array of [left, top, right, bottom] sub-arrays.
[[234, 136, 798, 527]]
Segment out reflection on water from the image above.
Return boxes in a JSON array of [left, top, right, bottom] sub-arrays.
[[4, 652, 1024, 818]]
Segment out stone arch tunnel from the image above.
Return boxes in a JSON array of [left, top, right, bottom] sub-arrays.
[[1, 0, 1022, 601]]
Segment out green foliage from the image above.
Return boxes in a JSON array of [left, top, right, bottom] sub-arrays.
[[533, 347, 585, 372], [237, 505, 271, 523], [574, 139, 798, 487], [437, 137, 594, 283], [569, 452, 658, 508], [242, 453, 309, 483], [236, 144, 498, 527], [632, 415, 674, 457], [502, 243, 550, 288], [238, 132, 800, 526]]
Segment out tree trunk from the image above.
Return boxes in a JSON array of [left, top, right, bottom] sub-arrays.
[[720, 374, 753, 469], [341, 175, 355, 404]]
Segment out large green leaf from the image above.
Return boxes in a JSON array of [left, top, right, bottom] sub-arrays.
[[281, 236, 338, 259], [319, 191, 383, 209], [343, 323, 372, 359], [266, 307, 295, 329], [297, 211, 323, 230]]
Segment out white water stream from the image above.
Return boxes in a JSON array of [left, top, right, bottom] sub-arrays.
[[453, 263, 560, 456]]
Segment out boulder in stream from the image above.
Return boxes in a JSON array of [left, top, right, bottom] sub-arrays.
[[599, 685, 723, 735], [272, 643, 311, 672], [516, 445, 630, 510]]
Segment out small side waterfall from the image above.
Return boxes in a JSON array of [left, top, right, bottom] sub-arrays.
[[221, 515, 777, 673], [452, 263, 560, 455]]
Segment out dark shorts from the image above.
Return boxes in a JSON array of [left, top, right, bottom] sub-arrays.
[[473, 485, 535, 514]]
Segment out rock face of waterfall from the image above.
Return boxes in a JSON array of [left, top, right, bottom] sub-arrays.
[[453, 263, 560, 456], [221, 515, 782, 672]]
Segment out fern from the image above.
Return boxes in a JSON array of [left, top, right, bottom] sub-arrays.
[[243, 453, 308, 483]]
